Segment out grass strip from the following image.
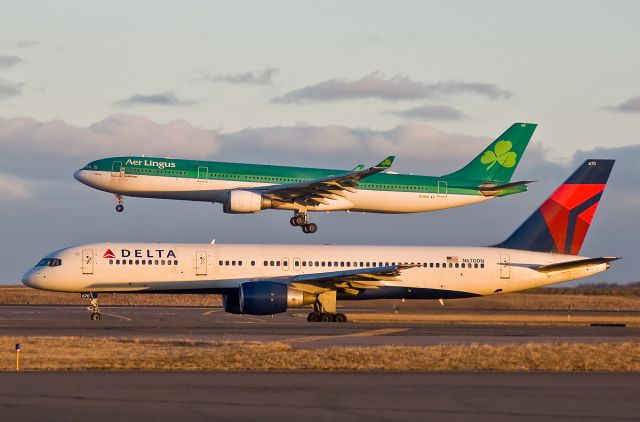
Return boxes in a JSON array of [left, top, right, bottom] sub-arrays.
[[2, 336, 639, 371]]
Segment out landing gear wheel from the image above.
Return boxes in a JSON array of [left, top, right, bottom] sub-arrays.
[[307, 312, 320, 322], [333, 313, 347, 323], [115, 204, 124, 213], [319, 312, 333, 322], [303, 223, 317, 234], [290, 217, 298, 226], [90, 313, 102, 321], [87, 296, 101, 321]]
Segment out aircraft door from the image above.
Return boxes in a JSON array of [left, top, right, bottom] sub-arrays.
[[197, 166, 208, 182], [82, 249, 94, 274], [196, 251, 207, 276], [438, 181, 448, 197], [111, 161, 122, 177], [500, 254, 510, 279]]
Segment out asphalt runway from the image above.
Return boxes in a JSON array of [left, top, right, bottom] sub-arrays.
[[1, 305, 639, 348], [1, 372, 639, 421]]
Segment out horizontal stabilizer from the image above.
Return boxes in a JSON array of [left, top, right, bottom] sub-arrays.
[[532, 256, 620, 273], [479, 180, 535, 196]]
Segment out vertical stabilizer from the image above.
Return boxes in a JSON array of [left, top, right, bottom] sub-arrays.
[[444, 123, 537, 183], [496, 159, 614, 255]]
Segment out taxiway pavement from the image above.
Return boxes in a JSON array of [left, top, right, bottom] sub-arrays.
[[0, 305, 638, 348]]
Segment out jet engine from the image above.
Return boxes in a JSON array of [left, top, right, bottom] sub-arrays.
[[223, 190, 272, 214], [223, 282, 316, 315]]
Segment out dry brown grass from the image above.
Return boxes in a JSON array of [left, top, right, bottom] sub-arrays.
[[1, 336, 639, 371]]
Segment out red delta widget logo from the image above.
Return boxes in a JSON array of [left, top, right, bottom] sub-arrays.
[[103, 248, 177, 259]]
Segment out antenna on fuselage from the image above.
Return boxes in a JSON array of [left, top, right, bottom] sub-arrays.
[[211, 239, 216, 245]]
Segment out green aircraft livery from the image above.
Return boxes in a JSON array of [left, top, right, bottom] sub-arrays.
[[74, 123, 537, 233]]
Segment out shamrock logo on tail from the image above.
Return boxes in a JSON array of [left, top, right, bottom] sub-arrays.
[[480, 140, 517, 170]]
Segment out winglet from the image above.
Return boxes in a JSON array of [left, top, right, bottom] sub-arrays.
[[351, 164, 365, 172], [375, 156, 395, 169]]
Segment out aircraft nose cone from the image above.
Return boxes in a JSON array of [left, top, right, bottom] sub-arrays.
[[21, 269, 39, 288], [73, 169, 84, 183]]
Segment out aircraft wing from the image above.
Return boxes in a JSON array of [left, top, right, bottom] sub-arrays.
[[252, 264, 415, 294], [250, 156, 395, 207]]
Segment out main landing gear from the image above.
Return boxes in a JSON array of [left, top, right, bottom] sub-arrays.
[[307, 312, 348, 322], [115, 194, 124, 213], [84, 293, 102, 320], [306, 301, 347, 322], [290, 212, 317, 234]]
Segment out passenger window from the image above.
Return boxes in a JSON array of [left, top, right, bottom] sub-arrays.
[[251, 261, 256, 266], [270, 261, 275, 266], [436, 263, 440, 268], [455, 263, 459, 268], [232, 261, 236, 266], [264, 260, 268, 266], [340, 262, 345, 267], [141, 260, 146, 265], [276, 261, 281, 266], [328, 262, 332, 267], [315, 261, 320, 267], [219, 260, 223, 266], [239, 261, 243, 266], [167, 260, 172, 266], [161, 260, 165, 265], [302, 261, 307, 267], [109, 259, 113, 265], [155, 260, 159, 265], [461, 263, 465, 268], [334, 262, 338, 267], [449, 263, 453, 268], [430, 263, 434, 268], [174, 260, 178, 265], [481, 263, 485, 268], [225, 260, 230, 266], [135, 260, 139, 265]]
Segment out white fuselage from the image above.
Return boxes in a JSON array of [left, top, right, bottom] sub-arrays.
[[22, 242, 609, 300], [74, 170, 492, 213]]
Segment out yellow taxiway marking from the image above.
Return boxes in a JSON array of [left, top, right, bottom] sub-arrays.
[[101, 312, 132, 321], [201, 309, 223, 316], [289, 328, 409, 343]]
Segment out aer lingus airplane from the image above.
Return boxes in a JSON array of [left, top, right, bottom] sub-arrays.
[[74, 123, 537, 233], [25, 159, 616, 322]]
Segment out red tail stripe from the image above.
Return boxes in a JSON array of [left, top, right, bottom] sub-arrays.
[[549, 184, 605, 210]]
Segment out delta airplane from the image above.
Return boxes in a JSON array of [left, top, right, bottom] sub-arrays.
[[24, 160, 617, 322], [74, 123, 537, 233]]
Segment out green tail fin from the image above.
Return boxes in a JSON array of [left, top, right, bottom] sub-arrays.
[[444, 123, 537, 183]]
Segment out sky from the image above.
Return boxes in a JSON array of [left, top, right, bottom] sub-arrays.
[[0, 0, 639, 285]]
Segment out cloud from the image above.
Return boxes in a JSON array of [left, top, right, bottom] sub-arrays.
[[389, 104, 465, 121], [0, 173, 32, 201], [0, 79, 22, 100], [114, 92, 196, 107], [605, 96, 640, 113], [0, 55, 23, 69], [202, 68, 278, 85], [0, 114, 220, 160], [272, 72, 511, 103], [14, 40, 39, 49]]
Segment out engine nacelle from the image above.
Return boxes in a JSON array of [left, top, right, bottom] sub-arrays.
[[223, 190, 271, 214], [222, 290, 242, 314], [233, 281, 315, 315]]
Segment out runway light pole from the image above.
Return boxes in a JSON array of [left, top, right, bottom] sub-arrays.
[[15, 343, 20, 371]]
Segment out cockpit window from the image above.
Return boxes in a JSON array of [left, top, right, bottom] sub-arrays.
[[36, 258, 62, 267]]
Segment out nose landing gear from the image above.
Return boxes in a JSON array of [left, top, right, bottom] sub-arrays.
[[115, 194, 124, 213], [82, 293, 102, 320], [290, 212, 318, 234]]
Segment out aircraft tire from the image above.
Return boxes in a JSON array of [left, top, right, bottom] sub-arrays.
[[90, 313, 101, 321], [333, 313, 347, 323], [307, 312, 320, 322], [319, 312, 333, 322], [306, 223, 317, 233], [116, 204, 124, 213]]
